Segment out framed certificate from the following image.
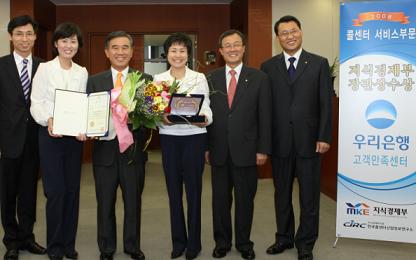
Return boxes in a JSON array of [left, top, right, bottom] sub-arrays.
[[52, 89, 110, 137], [167, 93, 206, 124]]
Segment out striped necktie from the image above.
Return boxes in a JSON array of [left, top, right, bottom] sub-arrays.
[[21, 58, 30, 102]]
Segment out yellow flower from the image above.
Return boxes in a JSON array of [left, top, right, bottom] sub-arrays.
[[153, 96, 162, 104]]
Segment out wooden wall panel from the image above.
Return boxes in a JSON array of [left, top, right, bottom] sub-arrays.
[[56, 5, 230, 74]]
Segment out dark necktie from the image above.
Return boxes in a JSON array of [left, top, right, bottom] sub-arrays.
[[288, 57, 296, 80], [21, 58, 30, 102], [227, 69, 237, 108]]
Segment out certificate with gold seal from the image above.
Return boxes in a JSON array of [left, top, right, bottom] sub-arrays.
[[53, 89, 110, 137]]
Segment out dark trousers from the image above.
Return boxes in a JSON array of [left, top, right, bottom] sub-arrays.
[[160, 134, 206, 254], [0, 133, 39, 249], [93, 146, 145, 254], [211, 152, 257, 251], [38, 127, 83, 256], [271, 151, 321, 251]]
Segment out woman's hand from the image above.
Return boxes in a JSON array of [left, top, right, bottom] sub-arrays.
[[192, 114, 208, 128], [163, 114, 174, 125], [76, 133, 87, 141], [47, 117, 62, 138]]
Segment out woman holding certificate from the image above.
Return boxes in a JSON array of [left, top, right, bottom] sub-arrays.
[[154, 33, 212, 260], [30, 23, 87, 260]]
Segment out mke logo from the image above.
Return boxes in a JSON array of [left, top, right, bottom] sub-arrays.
[[346, 203, 370, 215], [343, 220, 367, 228]]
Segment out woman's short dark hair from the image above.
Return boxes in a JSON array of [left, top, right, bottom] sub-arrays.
[[164, 32, 193, 57], [52, 22, 83, 56], [7, 15, 38, 34], [218, 29, 246, 48], [274, 15, 302, 35]]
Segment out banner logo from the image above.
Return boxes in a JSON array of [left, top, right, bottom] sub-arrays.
[[344, 220, 367, 228], [365, 100, 397, 129], [346, 203, 370, 215]]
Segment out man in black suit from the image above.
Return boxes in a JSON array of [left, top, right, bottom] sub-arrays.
[[0, 15, 47, 260], [87, 31, 151, 260], [206, 29, 272, 260], [261, 16, 332, 260]]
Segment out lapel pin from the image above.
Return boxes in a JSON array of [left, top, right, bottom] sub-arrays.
[[305, 61, 308, 64], [245, 79, 248, 82]]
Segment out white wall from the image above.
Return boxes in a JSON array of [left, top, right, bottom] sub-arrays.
[[0, 0, 10, 56], [272, 0, 339, 63]]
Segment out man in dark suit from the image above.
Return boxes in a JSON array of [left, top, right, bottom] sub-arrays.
[[87, 31, 151, 260], [0, 15, 46, 260], [206, 29, 272, 260], [261, 16, 332, 260]]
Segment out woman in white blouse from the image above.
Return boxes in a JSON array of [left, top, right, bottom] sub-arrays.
[[154, 33, 212, 260], [30, 23, 87, 260]]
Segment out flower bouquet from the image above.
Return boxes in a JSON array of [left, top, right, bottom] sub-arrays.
[[118, 71, 179, 130]]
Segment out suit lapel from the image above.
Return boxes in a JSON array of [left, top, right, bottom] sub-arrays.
[[292, 51, 309, 83], [5, 55, 25, 101], [273, 54, 291, 84], [103, 70, 114, 91], [6, 54, 23, 89], [230, 65, 249, 110], [210, 68, 228, 104]]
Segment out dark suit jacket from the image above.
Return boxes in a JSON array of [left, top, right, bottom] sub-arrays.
[[0, 54, 43, 158], [260, 50, 332, 158], [86, 69, 152, 166], [206, 65, 272, 167]]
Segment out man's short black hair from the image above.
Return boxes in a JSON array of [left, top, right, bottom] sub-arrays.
[[274, 15, 302, 35], [163, 32, 193, 57], [52, 22, 83, 56], [218, 29, 246, 48], [104, 31, 134, 49], [7, 15, 38, 34]]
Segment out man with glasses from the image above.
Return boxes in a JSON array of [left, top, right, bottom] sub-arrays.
[[0, 15, 46, 260], [206, 29, 271, 260], [261, 15, 332, 260]]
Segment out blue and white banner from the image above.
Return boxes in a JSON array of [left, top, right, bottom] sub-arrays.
[[337, 0, 416, 243]]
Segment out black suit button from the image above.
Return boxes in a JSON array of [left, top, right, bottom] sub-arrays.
[[289, 121, 293, 125]]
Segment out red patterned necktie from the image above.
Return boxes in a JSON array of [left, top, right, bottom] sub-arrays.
[[227, 69, 237, 108]]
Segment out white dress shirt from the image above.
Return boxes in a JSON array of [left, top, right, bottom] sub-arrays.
[[283, 48, 303, 69], [225, 62, 243, 91], [30, 56, 88, 127], [155, 66, 213, 136]]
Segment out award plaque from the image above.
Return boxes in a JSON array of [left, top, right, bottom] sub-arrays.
[[167, 93, 206, 124]]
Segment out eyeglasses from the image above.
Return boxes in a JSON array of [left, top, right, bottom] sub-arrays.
[[222, 42, 243, 50], [278, 29, 300, 39], [13, 31, 35, 38]]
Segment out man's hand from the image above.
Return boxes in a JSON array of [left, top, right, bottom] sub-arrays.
[[256, 153, 268, 165], [316, 141, 330, 154], [205, 151, 210, 164]]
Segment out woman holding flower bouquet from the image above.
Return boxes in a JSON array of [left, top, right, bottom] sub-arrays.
[[155, 32, 212, 260]]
